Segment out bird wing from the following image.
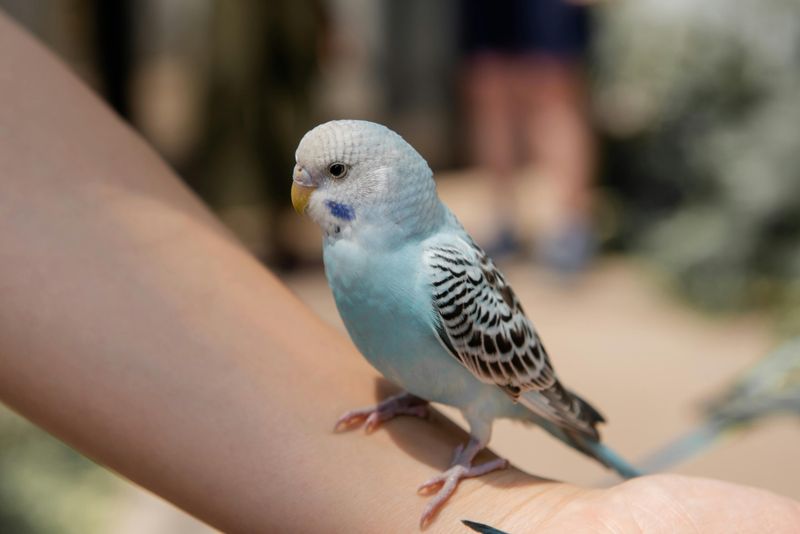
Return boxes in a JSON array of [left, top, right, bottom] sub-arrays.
[[424, 234, 603, 439]]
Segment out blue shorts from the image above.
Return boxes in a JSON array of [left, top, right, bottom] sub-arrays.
[[460, 0, 590, 59]]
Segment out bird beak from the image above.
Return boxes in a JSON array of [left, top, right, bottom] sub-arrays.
[[291, 164, 316, 215]]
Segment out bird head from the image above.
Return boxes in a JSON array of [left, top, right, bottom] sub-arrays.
[[292, 120, 443, 241]]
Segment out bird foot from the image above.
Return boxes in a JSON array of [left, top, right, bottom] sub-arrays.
[[417, 457, 509, 528], [333, 392, 429, 433]]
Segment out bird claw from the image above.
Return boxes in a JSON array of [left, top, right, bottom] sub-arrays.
[[333, 393, 429, 433], [418, 458, 509, 529], [418, 464, 467, 495], [334, 396, 508, 528], [333, 409, 371, 432]]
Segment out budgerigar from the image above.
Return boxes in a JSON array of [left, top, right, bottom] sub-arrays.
[[291, 120, 639, 527]]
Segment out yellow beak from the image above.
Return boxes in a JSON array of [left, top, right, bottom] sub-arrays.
[[291, 182, 315, 215]]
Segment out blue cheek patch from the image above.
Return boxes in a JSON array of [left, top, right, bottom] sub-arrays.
[[325, 200, 355, 221]]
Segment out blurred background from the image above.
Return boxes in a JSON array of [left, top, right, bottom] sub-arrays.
[[1, 0, 799, 532]]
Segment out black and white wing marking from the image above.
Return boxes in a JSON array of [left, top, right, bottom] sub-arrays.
[[425, 238, 603, 439]]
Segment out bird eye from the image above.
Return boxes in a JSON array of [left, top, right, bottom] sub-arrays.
[[328, 162, 347, 179]]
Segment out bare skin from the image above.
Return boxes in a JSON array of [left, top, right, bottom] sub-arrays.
[[0, 10, 798, 533]]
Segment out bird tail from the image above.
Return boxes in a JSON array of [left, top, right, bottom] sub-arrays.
[[636, 419, 726, 473], [579, 439, 643, 479]]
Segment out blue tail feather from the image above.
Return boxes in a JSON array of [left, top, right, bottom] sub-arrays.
[[583, 440, 643, 479], [636, 420, 724, 473], [525, 414, 642, 478]]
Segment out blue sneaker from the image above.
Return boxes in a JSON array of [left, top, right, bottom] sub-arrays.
[[482, 227, 521, 259], [537, 219, 596, 274]]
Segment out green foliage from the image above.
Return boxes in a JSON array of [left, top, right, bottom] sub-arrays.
[[0, 408, 122, 534], [594, 0, 800, 325]]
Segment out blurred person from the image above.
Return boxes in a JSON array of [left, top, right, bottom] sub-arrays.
[[460, 0, 595, 272]]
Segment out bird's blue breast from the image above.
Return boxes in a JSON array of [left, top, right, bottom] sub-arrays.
[[323, 239, 477, 405], [321, 237, 522, 423]]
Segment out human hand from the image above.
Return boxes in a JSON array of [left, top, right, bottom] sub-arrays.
[[455, 470, 800, 533]]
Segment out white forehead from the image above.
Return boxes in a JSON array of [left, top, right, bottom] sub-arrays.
[[295, 120, 413, 167]]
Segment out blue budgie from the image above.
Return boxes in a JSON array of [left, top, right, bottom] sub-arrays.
[[291, 120, 639, 527]]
